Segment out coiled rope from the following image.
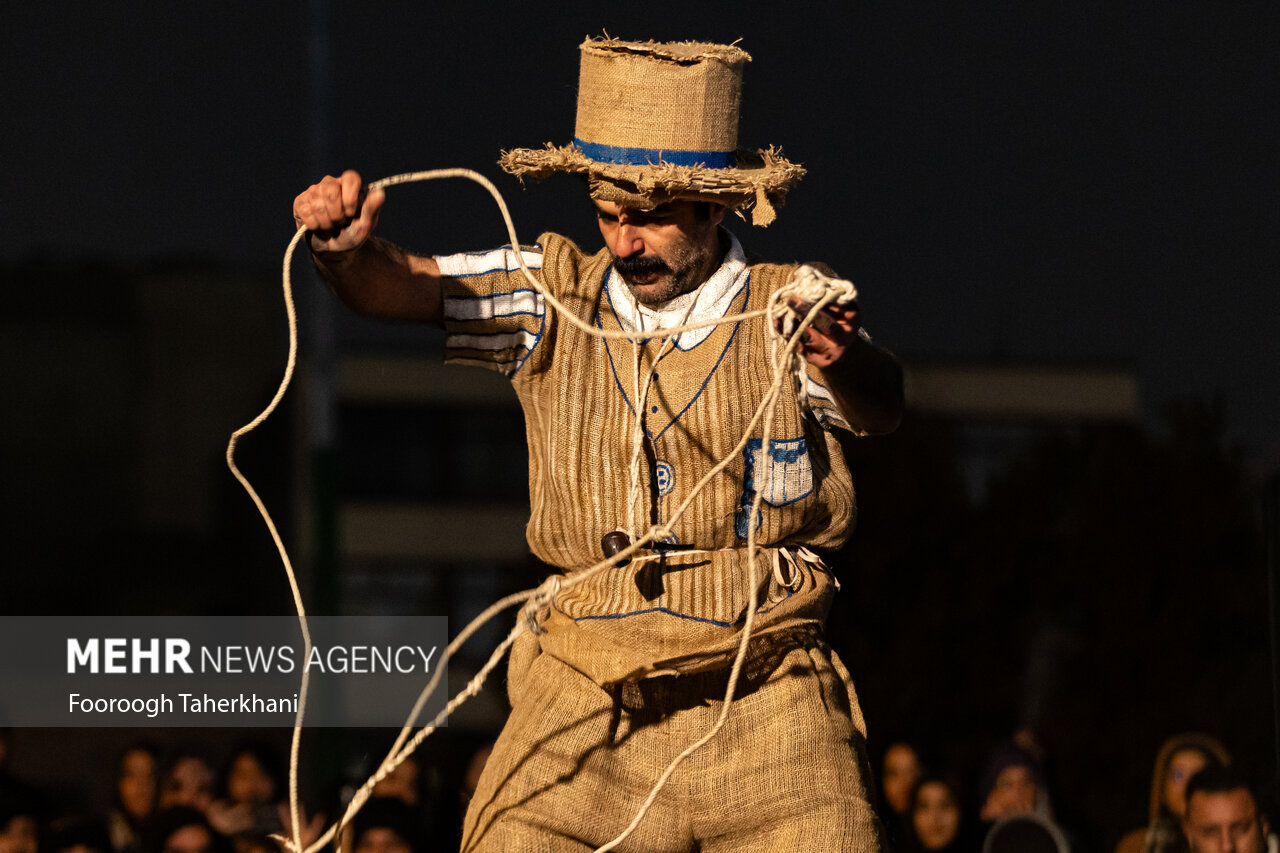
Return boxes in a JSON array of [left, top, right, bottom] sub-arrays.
[[227, 168, 856, 853]]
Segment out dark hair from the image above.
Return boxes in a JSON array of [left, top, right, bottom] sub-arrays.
[[907, 772, 966, 853], [982, 816, 1069, 853], [352, 797, 421, 853], [0, 787, 41, 827], [142, 807, 217, 853], [219, 742, 283, 802], [977, 740, 1042, 806], [910, 772, 963, 814], [118, 741, 162, 767], [46, 816, 113, 853], [115, 742, 161, 803], [1185, 764, 1258, 807], [160, 749, 214, 779]]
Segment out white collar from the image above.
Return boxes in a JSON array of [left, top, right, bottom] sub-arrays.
[[605, 229, 749, 350]]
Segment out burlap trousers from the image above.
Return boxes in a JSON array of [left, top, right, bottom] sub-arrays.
[[460, 633, 884, 852]]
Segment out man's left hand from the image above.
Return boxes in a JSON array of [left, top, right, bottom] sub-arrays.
[[785, 298, 861, 368]]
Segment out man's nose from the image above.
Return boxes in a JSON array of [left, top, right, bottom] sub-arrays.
[[612, 223, 644, 258]]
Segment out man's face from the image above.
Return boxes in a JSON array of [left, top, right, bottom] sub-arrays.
[[1185, 789, 1268, 853], [594, 200, 725, 306]]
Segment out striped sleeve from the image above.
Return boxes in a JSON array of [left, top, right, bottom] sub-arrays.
[[435, 244, 546, 376], [798, 366, 855, 433]]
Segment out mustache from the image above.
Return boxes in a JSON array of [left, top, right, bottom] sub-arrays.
[[613, 254, 671, 278]]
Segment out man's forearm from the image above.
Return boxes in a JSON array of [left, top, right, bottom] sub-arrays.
[[820, 337, 905, 435], [312, 236, 444, 324]]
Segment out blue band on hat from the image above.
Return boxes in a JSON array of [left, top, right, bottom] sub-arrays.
[[574, 138, 736, 169]]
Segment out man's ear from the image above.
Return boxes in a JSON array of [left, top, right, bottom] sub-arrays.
[[710, 204, 728, 227]]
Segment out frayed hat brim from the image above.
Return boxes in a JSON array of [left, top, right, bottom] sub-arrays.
[[499, 144, 804, 227]]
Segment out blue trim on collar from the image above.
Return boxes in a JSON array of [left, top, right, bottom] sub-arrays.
[[597, 268, 750, 443]]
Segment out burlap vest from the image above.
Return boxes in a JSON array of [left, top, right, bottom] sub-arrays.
[[506, 234, 858, 685]]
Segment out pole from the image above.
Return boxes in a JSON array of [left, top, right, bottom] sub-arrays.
[[1264, 474, 1280, 802]]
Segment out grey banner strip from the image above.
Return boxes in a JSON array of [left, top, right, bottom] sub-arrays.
[[0, 616, 449, 727]]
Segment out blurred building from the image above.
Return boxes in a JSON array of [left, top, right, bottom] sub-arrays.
[[905, 363, 1139, 502]]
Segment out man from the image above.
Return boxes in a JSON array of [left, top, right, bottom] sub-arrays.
[[294, 37, 902, 851], [1113, 732, 1231, 853], [1182, 766, 1272, 853]]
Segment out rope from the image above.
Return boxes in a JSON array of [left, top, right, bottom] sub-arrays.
[[226, 225, 312, 853], [227, 168, 856, 853], [622, 291, 696, 542]]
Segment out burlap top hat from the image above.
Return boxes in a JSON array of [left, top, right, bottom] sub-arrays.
[[499, 36, 805, 227]]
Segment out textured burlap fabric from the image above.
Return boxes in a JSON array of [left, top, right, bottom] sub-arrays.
[[463, 633, 883, 852], [437, 233, 884, 850], [440, 234, 859, 685], [499, 38, 804, 226], [539, 547, 841, 685], [573, 40, 747, 156], [465, 236, 858, 567]]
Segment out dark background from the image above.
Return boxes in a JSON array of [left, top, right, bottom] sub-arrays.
[[2, 2, 1276, 851]]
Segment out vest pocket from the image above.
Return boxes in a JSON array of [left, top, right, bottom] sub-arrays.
[[735, 437, 814, 537]]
